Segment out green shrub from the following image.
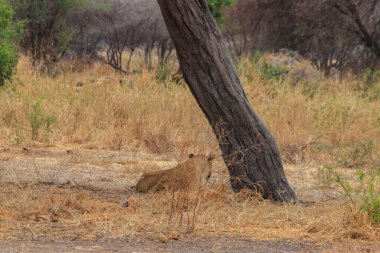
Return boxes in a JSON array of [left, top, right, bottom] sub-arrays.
[[358, 169, 380, 223], [246, 51, 288, 81], [156, 64, 171, 84], [326, 166, 380, 223], [26, 98, 56, 143], [0, 0, 20, 86], [260, 61, 287, 81], [0, 43, 18, 86], [207, 0, 234, 23]]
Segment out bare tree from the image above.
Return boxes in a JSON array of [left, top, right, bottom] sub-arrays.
[[223, 2, 250, 57], [293, 1, 358, 76], [132, 0, 174, 68], [157, 0, 296, 202], [71, 0, 173, 72], [226, 0, 380, 75], [94, 0, 147, 73], [68, 2, 105, 60], [332, 0, 380, 59]]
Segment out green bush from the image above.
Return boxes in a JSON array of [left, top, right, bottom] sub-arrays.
[[258, 61, 288, 81], [326, 166, 380, 223], [359, 169, 380, 223], [207, 0, 234, 23], [0, 0, 20, 86], [26, 98, 56, 143], [156, 64, 171, 84], [247, 51, 287, 81]]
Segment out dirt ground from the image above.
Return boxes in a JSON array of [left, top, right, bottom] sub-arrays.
[[0, 237, 326, 253], [0, 146, 379, 252]]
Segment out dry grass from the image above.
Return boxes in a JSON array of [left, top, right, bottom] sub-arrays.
[[1, 57, 379, 164], [0, 56, 380, 248], [1, 57, 214, 155], [0, 146, 379, 246], [0, 182, 379, 244]]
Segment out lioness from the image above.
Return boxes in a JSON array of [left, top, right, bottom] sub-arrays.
[[119, 154, 214, 207]]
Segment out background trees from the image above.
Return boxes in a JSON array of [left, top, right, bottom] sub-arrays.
[[10, 0, 173, 73], [225, 0, 380, 76], [93, 0, 146, 73], [11, 0, 82, 67], [88, 0, 172, 73], [4, 0, 379, 77]]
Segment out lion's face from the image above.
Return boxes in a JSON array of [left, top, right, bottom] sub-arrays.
[[189, 154, 214, 183]]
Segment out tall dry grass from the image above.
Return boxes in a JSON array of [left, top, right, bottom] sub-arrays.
[[0, 57, 379, 246], [1, 56, 379, 165]]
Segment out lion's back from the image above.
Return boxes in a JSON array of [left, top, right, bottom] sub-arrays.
[[135, 154, 214, 193]]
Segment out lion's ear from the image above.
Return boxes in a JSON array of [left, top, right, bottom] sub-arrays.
[[208, 155, 215, 161], [189, 154, 194, 159]]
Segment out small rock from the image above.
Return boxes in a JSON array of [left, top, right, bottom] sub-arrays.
[[119, 197, 129, 208]]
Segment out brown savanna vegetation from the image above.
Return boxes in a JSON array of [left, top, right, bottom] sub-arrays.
[[0, 56, 379, 250], [0, 0, 380, 251]]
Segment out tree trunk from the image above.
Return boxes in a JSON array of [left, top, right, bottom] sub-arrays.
[[156, 0, 296, 202]]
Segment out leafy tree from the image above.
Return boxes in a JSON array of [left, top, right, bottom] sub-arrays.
[[0, 0, 20, 86], [11, 0, 84, 66]]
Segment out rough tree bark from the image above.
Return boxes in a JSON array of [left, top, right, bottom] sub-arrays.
[[157, 0, 296, 202]]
